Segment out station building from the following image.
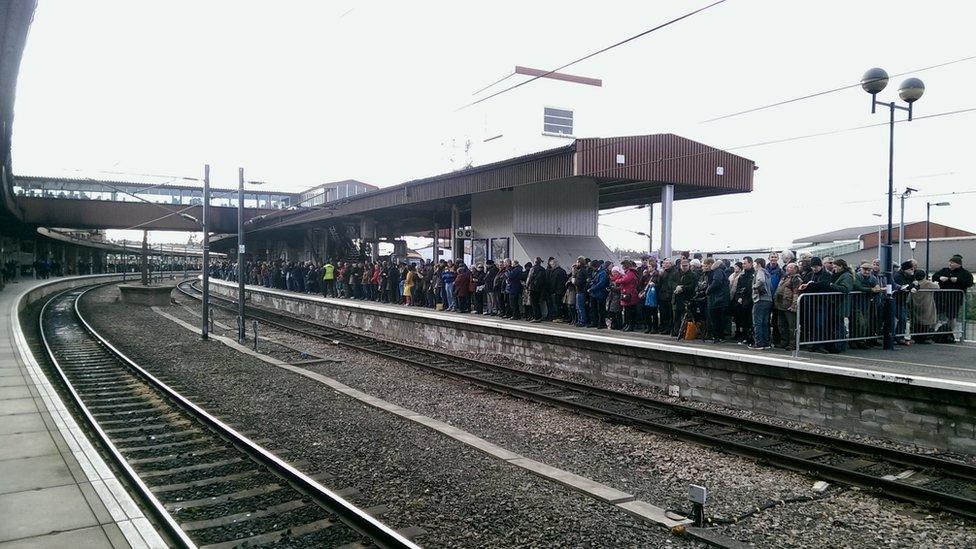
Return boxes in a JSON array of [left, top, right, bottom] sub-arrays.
[[227, 134, 757, 268]]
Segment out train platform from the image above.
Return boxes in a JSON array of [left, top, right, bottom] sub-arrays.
[[208, 279, 976, 454], [214, 279, 976, 393], [1, 275, 165, 549]]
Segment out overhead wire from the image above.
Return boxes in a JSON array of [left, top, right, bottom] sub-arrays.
[[701, 54, 976, 123], [471, 71, 517, 96], [455, 0, 729, 111]]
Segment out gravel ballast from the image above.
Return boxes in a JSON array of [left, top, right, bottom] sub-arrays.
[[167, 288, 976, 549], [81, 284, 696, 548]]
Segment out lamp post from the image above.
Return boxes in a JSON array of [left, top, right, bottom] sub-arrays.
[[898, 186, 918, 267], [861, 67, 924, 350], [925, 201, 950, 274], [237, 168, 264, 344], [872, 213, 882, 258]]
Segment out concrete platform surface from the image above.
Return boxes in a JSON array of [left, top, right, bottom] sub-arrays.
[[0, 275, 167, 549]]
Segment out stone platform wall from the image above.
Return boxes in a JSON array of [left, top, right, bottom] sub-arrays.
[[211, 281, 976, 454]]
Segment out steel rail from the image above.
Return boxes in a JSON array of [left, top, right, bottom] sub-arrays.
[[42, 283, 419, 549], [181, 281, 976, 521], [39, 285, 195, 548]]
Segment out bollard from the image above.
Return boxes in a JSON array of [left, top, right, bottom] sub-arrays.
[[252, 320, 258, 350]]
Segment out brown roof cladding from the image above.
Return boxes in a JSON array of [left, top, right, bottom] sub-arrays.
[[575, 134, 754, 192], [248, 134, 755, 233]]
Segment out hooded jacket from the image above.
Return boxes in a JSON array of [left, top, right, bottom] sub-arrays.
[[706, 265, 731, 309]]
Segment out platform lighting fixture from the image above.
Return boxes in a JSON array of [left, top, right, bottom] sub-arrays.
[[925, 201, 950, 274], [860, 67, 925, 350]]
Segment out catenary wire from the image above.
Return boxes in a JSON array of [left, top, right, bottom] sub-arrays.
[[269, 104, 976, 230], [701, 54, 976, 123], [455, 0, 729, 111]]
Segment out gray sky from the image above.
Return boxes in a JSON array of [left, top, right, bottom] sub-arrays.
[[12, 0, 976, 251]]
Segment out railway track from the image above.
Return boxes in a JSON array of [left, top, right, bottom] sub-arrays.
[[39, 284, 419, 549], [180, 280, 976, 523]]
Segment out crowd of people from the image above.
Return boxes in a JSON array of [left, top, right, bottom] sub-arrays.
[[209, 252, 973, 354]]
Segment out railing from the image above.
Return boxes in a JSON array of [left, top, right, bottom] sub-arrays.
[[793, 289, 967, 356]]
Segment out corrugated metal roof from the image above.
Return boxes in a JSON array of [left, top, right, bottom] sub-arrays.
[[249, 134, 756, 235]]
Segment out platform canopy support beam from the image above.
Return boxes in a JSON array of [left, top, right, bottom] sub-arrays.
[[660, 185, 674, 260]]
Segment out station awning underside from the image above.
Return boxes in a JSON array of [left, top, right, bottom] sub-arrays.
[[245, 134, 755, 239]]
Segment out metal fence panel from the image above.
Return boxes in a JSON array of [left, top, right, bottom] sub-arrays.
[[793, 289, 966, 356]]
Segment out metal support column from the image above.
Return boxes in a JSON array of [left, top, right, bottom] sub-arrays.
[[432, 223, 439, 264], [237, 167, 246, 344], [660, 185, 674, 259], [453, 210, 461, 262], [647, 203, 654, 256], [202, 164, 211, 341]]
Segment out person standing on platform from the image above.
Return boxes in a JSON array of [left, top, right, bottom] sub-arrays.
[[774, 262, 804, 350], [442, 262, 457, 311], [322, 261, 335, 297], [504, 259, 524, 320], [527, 257, 547, 322], [472, 263, 486, 314], [750, 258, 773, 349], [766, 253, 784, 345], [657, 258, 676, 334], [484, 260, 499, 315], [402, 264, 417, 306], [547, 258, 567, 322], [671, 258, 698, 336], [573, 257, 590, 327], [734, 257, 756, 344], [911, 270, 939, 343], [618, 259, 640, 332], [893, 260, 917, 345], [934, 254, 973, 335], [587, 260, 610, 329], [495, 260, 510, 317], [705, 258, 730, 342], [454, 263, 472, 313]]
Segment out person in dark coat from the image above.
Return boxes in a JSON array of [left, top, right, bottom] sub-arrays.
[[527, 257, 547, 322], [934, 254, 974, 334], [733, 257, 756, 344], [472, 263, 486, 314], [705, 258, 730, 342], [546, 258, 568, 321], [798, 256, 833, 352], [587, 260, 609, 328], [657, 258, 676, 334], [484, 260, 499, 315], [504, 260, 524, 320], [671, 258, 700, 336]]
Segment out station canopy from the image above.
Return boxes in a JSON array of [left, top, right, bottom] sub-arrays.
[[245, 134, 756, 239]]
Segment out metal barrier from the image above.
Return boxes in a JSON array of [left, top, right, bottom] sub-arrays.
[[793, 289, 966, 356]]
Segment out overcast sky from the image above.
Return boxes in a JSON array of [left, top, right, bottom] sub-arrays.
[[12, 0, 976, 251]]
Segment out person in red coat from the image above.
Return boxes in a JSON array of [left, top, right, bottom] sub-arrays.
[[454, 264, 473, 313], [618, 260, 641, 332]]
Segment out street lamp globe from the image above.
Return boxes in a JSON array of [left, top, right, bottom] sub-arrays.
[[898, 77, 925, 103], [861, 67, 889, 94]]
